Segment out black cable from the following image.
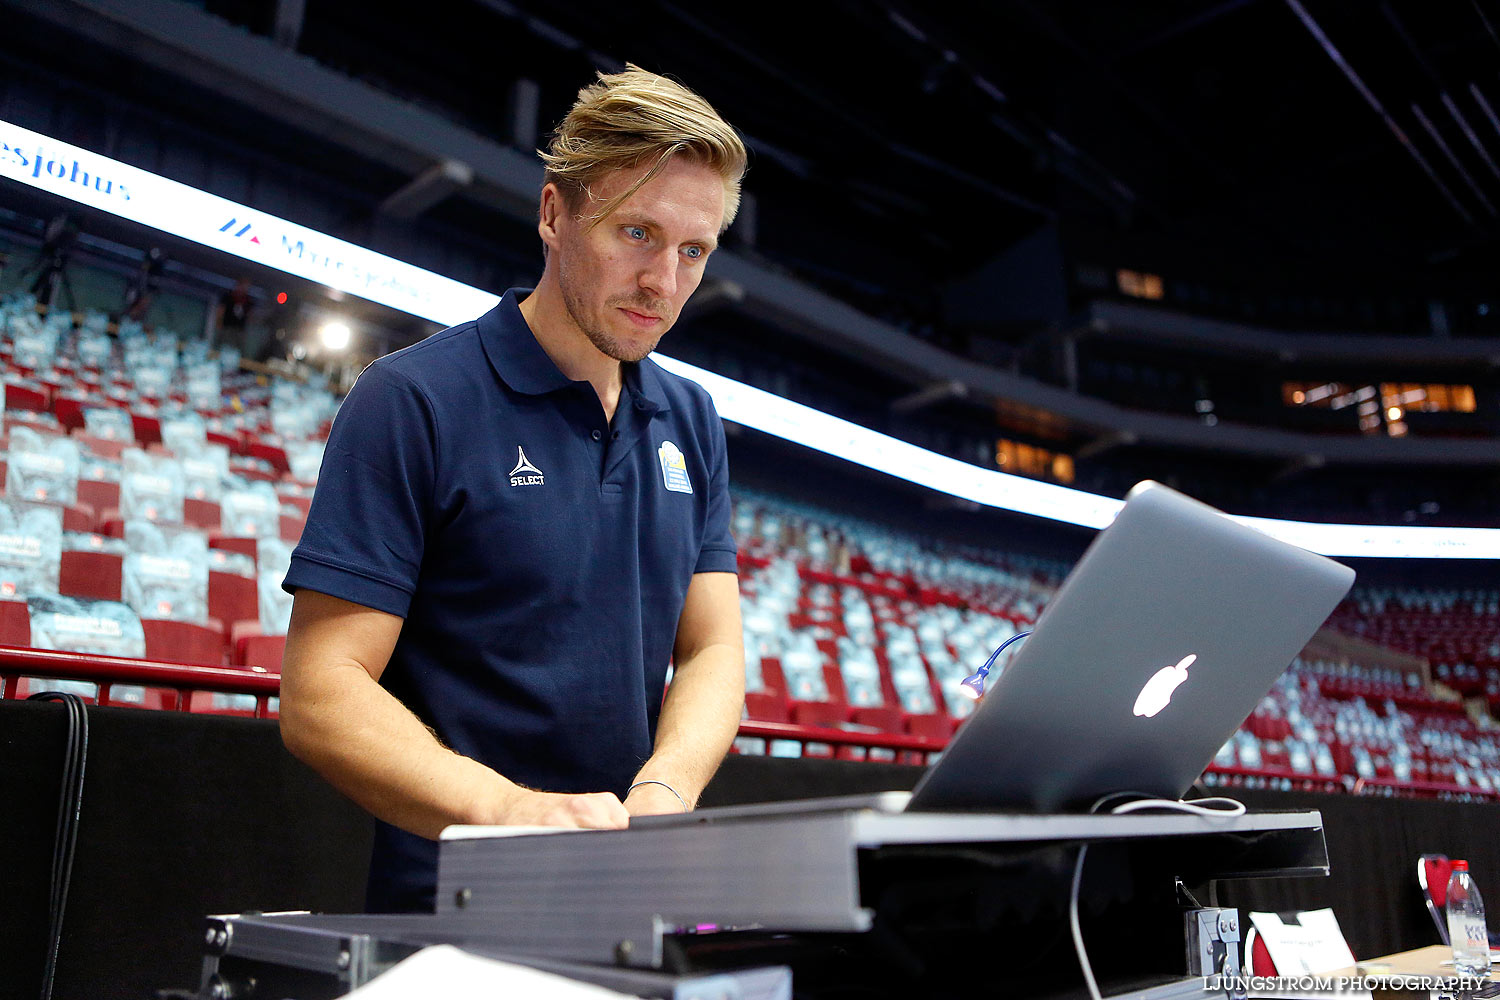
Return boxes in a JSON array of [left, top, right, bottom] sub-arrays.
[[28, 692, 89, 1000]]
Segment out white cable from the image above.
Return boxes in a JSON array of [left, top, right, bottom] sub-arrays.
[[1070, 842, 1103, 1000], [1107, 796, 1246, 818], [1068, 796, 1247, 1000]]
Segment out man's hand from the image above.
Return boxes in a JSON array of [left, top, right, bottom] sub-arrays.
[[492, 787, 631, 829], [624, 782, 689, 818], [282, 590, 635, 839]]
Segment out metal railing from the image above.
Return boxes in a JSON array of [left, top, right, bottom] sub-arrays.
[[4, 648, 1498, 801], [0, 646, 279, 718], [736, 720, 947, 765]]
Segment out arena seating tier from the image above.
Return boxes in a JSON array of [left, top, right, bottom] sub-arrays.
[[0, 294, 324, 711], [2, 293, 1497, 801], [729, 489, 1500, 798]]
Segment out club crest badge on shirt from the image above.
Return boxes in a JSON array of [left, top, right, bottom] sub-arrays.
[[658, 441, 693, 494]]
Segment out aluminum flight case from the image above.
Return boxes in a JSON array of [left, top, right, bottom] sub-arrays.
[[434, 806, 1329, 970], [191, 806, 1328, 999], [193, 911, 792, 999]]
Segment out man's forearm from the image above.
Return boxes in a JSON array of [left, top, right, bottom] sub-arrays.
[[280, 662, 516, 839], [281, 590, 630, 836], [631, 641, 745, 807]]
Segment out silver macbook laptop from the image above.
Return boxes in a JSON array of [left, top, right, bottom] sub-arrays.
[[642, 480, 1355, 824]]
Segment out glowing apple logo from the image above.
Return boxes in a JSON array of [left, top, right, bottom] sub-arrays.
[[1132, 654, 1197, 718]]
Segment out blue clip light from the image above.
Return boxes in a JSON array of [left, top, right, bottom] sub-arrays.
[[958, 630, 1033, 701]]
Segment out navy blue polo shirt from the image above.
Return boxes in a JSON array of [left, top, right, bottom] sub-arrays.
[[282, 288, 737, 912]]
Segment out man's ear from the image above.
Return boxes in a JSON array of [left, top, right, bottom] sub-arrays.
[[538, 182, 566, 252]]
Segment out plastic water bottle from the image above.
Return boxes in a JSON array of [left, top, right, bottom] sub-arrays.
[[1447, 860, 1491, 978]]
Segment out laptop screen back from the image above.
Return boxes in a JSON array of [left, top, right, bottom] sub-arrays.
[[907, 481, 1355, 813]]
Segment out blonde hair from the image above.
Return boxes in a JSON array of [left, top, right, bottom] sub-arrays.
[[540, 64, 747, 233]]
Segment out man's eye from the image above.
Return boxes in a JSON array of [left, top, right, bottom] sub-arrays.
[[683, 245, 703, 260], [625, 226, 647, 240]]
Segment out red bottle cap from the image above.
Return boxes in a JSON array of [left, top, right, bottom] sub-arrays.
[[1453, 859, 1469, 871]]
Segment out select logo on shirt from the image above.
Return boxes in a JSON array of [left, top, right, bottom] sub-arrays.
[[658, 441, 693, 494], [508, 447, 544, 487]]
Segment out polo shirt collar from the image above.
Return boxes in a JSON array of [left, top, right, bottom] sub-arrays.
[[478, 288, 573, 396], [479, 287, 672, 412]]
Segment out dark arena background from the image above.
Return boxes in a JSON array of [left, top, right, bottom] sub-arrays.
[[1, 2, 1499, 998]]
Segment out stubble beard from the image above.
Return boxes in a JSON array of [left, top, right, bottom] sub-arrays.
[[559, 266, 672, 364]]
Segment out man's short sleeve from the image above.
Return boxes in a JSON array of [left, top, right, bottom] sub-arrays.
[[694, 407, 737, 575], [282, 363, 436, 617]]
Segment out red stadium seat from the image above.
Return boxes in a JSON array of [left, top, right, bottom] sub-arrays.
[[184, 498, 223, 531], [51, 396, 88, 431], [205, 430, 243, 454], [130, 412, 162, 447], [4, 384, 49, 413], [277, 493, 313, 517], [821, 662, 848, 706], [2, 419, 66, 442], [209, 570, 258, 634], [71, 433, 128, 460], [231, 465, 279, 484], [789, 700, 847, 729], [141, 619, 227, 666], [58, 502, 96, 533], [234, 633, 286, 673], [850, 706, 905, 733], [0, 598, 32, 646], [77, 479, 121, 514], [209, 536, 260, 561], [248, 442, 291, 476], [743, 690, 789, 722], [60, 550, 124, 602], [906, 713, 958, 740]]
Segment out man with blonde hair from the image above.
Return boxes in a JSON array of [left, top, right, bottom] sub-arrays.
[[278, 66, 750, 912]]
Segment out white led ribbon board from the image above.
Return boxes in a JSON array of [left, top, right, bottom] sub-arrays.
[[3, 116, 1497, 559], [0, 120, 496, 326]]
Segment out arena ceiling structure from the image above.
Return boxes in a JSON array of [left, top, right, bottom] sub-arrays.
[[10, 0, 1500, 291], [202, 0, 1500, 283]]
